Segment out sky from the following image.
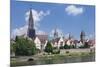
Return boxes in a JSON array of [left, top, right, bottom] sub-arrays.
[[11, 0, 95, 40]]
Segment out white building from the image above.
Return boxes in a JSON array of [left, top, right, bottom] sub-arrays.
[[34, 37, 41, 50], [34, 35, 48, 50], [58, 36, 65, 48]]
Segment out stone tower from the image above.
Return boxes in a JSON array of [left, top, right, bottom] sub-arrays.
[[54, 28, 58, 39], [80, 30, 85, 44], [27, 9, 36, 40]]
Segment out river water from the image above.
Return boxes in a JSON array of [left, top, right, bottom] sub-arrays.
[[11, 54, 95, 66]]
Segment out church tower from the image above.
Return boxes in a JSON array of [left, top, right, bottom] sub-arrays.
[[54, 28, 58, 39], [27, 9, 36, 40], [68, 33, 72, 40], [80, 30, 85, 44]]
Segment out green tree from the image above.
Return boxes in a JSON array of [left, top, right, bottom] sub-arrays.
[[10, 42, 16, 55], [15, 36, 19, 42], [44, 41, 53, 54], [12, 36, 36, 56], [70, 45, 75, 49], [59, 46, 64, 49], [64, 44, 70, 49]]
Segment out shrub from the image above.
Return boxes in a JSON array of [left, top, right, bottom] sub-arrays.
[[84, 42, 90, 48], [59, 46, 64, 49], [66, 51, 69, 54], [70, 45, 75, 49], [52, 49, 60, 54], [44, 41, 53, 54], [64, 44, 70, 49]]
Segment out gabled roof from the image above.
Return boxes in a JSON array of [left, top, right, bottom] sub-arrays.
[[36, 34, 48, 44]]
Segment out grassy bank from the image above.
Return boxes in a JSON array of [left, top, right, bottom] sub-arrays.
[[36, 52, 95, 60], [11, 52, 95, 66]]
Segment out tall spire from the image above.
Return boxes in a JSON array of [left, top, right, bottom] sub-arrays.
[[27, 8, 36, 39], [28, 8, 34, 29], [54, 27, 58, 39], [68, 33, 71, 40]]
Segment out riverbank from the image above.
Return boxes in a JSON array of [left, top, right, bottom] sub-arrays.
[[11, 51, 95, 66]]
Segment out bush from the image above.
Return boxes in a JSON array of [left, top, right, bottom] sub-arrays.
[[44, 41, 53, 54], [84, 42, 90, 48], [52, 49, 60, 54], [79, 45, 85, 48], [64, 44, 70, 49], [69, 54, 72, 56], [59, 46, 64, 49], [66, 51, 69, 54], [70, 45, 75, 49], [53, 47, 58, 49]]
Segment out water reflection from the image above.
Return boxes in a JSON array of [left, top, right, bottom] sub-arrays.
[[11, 55, 95, 66], [34, 55, 95, 65]]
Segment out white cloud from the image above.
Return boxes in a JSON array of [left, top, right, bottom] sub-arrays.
[[25, 9, 50, 30], [11, 25, 28, 39], [65, 5, 83, 16], [11, 9, 50, 39], [49, 28, 63, 38]]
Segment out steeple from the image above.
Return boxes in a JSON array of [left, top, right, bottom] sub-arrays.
[[68, 33, 71, 40], [27, 9, 36, 39], [54, 27, 58, 39], [28, 9, 34, 29]]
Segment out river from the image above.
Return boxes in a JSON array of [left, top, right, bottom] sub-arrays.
[[11, 54, 95, 66]]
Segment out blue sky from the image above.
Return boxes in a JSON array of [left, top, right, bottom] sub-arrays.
[[11, 0, 95, 40]]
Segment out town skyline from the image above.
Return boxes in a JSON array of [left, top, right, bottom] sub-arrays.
[[11, 1, 95, 40], [10, 1, 95, 66]]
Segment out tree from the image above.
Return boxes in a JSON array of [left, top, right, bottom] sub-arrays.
[[15, 36, 19, 42], [12, 36, 37, 56], [59, 46, 64, 49], [64, 44, 70, 49], [79, 42, 90, 48], [10, 42, 16, 55], [70, 45, 75, 49], [44, 41, 53, 54], [84, 42, 90, 48]]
